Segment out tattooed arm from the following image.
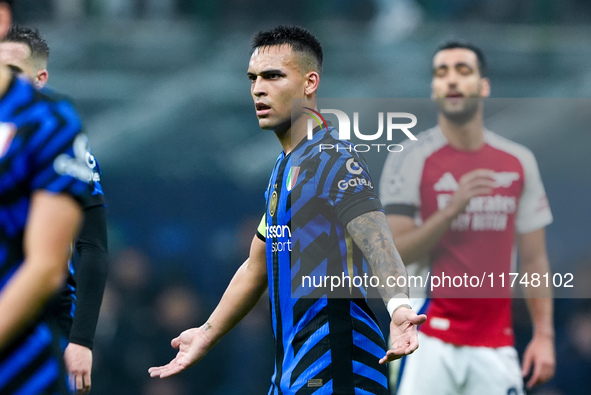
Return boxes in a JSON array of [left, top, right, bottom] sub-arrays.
[[346, 210, 427, 363], [149, 235, 268, 378]]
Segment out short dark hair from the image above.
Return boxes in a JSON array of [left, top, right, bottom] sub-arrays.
[[251, 25, 323, 74], [2, 25, 49, 66], [0, 1, 13, 7], [435, 40, 487, 77]]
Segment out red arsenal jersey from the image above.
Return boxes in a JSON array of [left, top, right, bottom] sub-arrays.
[[380, 127, 552, 347]]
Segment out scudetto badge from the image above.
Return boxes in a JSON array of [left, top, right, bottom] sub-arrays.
[[269, 190, 278, 216]]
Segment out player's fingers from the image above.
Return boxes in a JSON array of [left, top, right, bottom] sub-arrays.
[[526, 363, 541, 389], [148, 366, 167, 377], [159, 364, 186, 378], [68, 374, 75, 394], [82, 371, 91, 394], [171, 336, 181, 348], [521, 350, 532, 377], [410, 313, 427, 325], [75, 373, 84, 393]]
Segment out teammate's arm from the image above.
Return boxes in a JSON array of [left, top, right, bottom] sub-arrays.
[[346, 210, 427, 364], [65, 204, 108, 394], [387, 168, 495, 263], [518, 228, 555, 389], [0, 191, 82, 350], [149, 235, 268, 378]]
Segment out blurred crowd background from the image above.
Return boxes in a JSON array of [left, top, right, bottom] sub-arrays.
[[11, 0, 591, 394]]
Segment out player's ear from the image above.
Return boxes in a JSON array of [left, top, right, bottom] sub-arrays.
[[304, 71, 320, 96], [480, 78, 490, 98], [35, 69, 48, 89], [0, 3, 11, 38]]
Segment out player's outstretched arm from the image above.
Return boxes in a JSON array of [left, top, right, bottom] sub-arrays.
[[0, 191, 82, 350], [518, 228, 555, 389], [149, 235, 267, 378], [387, 168, 495, 263], [346, 210, 427, 364]]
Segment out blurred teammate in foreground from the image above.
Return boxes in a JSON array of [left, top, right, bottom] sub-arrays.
[[0, 1, 98, 393]]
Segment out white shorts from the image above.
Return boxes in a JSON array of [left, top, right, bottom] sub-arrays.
[[395, 332, 525, 395]]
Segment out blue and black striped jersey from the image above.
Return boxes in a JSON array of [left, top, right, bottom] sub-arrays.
[[0, 74, 95, 394], [258, 126, 389, 395]]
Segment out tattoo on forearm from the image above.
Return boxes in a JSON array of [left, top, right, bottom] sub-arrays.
[[204, 322, 212, 331], [346, 211, 409, 300]]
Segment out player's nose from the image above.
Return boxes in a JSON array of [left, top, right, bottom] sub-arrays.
[[252, 76, 267, 97]]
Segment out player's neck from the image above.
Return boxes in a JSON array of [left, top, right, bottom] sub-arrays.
[[0, 66, 12, 97], [438, 112, 485, 151], [276, 114, 308, 155]]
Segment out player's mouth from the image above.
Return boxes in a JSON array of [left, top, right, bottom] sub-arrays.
[[256, 102, 271, 117], [445, 91, 464, 104]]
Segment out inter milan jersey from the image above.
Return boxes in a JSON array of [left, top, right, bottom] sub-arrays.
[[46, 157, 106, 343], [257, 126, 389, 395], [0, 74, 95, 394]]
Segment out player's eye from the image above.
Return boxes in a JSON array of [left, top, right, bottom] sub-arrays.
[[457, 65, 473, 75], [433, 67, 447, 78], [248, 74, 257, 83]]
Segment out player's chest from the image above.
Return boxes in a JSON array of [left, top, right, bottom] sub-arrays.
[[419, 149, 524, 219]]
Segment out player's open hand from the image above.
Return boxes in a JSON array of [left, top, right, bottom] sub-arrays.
[[379, 307, 427, 364], [522, 333, 555, 389], [148, 326, 213, 378]]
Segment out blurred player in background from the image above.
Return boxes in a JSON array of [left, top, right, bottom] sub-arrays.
[[150, 25, 426, 394], [0, 1, 98, 394], [380, 41, 555, 394], [0, 24, 108, 394]]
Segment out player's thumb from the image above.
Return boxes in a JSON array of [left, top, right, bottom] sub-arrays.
[[171, 336, 181, 349], [412, 313, 428, 325]]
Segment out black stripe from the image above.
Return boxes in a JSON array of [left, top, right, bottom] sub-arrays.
[[327, 299, 355, 393], [290, 333, 330, 387], [353, 373, 389, 394], [384, 203, 416, 217], [294, 365, 331, 395], [351, 316, 387, 353], [271, 154, 289, 392], [1, 336, 58, 394], [291, 303, 327, 356], [353, 345, 386, 374]]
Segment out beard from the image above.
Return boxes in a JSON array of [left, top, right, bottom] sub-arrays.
[[436, 96, 482, 125]]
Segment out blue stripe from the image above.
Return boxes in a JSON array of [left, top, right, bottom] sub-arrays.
[[22, 106, 58, 156], [351, 302, 383, 338], [352, 360, 388, 389], [0, 78, 32, 119], [310, 379, 333, 394], [0, 324, 52, 389], [289, 350, 331, 392], [13, 358, 59, 395], [352, 331, 385, 360], [37, 123, 76, 164], [291, 322, 329, 364], [355, 387, 380, 395], [46, 175, 75, 194]]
